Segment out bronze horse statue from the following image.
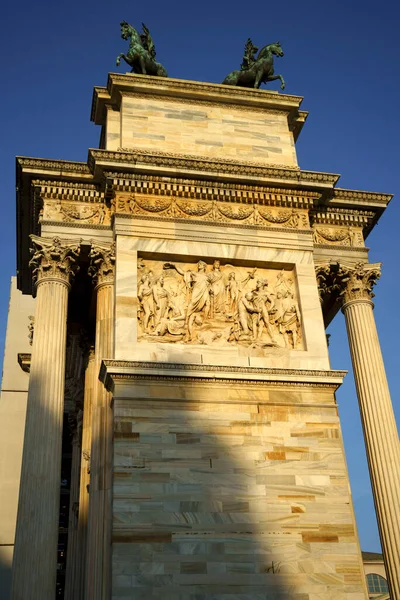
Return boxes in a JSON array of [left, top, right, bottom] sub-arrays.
[[222, 40, 285, 90], [116, 21, 168, 77]]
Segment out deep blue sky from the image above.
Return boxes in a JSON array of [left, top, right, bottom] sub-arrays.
[[1, 0, 399, 553]]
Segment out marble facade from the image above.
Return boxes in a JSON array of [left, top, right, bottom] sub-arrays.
[[0, 73, 398, 600]]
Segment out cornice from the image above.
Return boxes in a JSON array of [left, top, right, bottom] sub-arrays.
[[88, 148, 340, 189], [333, 188, 392, 206], [100, 359, 346, 392], [17, 156, 90, 175], [107, 73, 304, 104]]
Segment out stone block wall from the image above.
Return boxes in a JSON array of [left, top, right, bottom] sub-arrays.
[[111, 377, 367, 600]]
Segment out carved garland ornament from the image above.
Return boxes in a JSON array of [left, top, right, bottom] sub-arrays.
[[137, 259, 302, 352], [116, 194, 309, 229], [29, 235, 81, 286], [42, 199, 111, 226], [315, 262, 381, 306], [313, 226, 364, 248]]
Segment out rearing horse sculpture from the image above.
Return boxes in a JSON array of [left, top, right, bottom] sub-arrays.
[[116, 21, 168, 77], [222, 40, 285, 90]]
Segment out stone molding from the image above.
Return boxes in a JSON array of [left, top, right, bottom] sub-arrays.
[[18, 156, 90, 174], [334, 188, 393, 205], [119, 91, 293, 116], [88, 241, 116, 288], [100, 359, 346, 392], [107, 173, 321, 206], [88, 148, 340, 186], [29, 235, 81, 288], [106, 73, 304, 104], [315, 261, 381, 306]]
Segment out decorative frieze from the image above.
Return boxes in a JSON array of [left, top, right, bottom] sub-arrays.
[[116, 193, 309, 230], [313, 226, 364, 247], [138, 258, 302, 351], [29, 235, 81, 287], [41, 198, 111, 226]]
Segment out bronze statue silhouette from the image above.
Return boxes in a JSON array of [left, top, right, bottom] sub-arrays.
[[116, 21, 168, 77], [222, 40, 285, 90]]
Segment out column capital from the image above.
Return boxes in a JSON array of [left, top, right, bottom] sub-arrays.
[[315, 261, 381, 308], [29, 235, 81, 288], [88, 241, 115, 289]]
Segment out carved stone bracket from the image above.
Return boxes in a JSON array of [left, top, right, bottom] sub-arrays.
[[29, 235, 81, 288], [315, 262, 381, 307], [88, 241, 116, 288]]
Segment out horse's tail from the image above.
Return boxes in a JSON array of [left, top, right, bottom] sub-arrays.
[[157, 64, 168, 77]]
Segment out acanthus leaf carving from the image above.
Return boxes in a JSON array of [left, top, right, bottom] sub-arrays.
[[88, 241, 116, 287], [315, 262, 381, 306], [29, 235, 81, 286]]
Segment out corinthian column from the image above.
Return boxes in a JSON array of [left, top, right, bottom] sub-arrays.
[[85, 242, 115, 600], [11, 236, 80, 600], [317, 262, 400, 599]]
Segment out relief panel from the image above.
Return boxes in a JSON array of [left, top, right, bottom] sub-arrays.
[[137, 258, 303, 351], [41, 198, 111, 226]]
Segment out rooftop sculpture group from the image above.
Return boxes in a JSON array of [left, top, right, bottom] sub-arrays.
[[116, 22, 285, 90]]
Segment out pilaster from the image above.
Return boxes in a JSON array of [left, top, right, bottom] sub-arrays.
[[85, 242, 115, 600], [76, 346, 95, 599]]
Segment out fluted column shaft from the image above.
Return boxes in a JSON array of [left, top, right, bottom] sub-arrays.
[[75, 348, 95, 599], [11, 279, 70, 599], [343, 297, 400, 599], [64, 417, 82, 600], [86, 242, 115, 600], [11, 236, 80, 600]]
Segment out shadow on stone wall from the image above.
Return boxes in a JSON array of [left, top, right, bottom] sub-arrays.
[[112, 382, 291, 600]]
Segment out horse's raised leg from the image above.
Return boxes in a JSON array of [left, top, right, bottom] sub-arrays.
[[116, 53, 125, 67], [254, 73, 263, 89], [265, 74, 285, 90]]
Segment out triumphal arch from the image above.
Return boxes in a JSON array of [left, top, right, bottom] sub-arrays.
[[2, 31, 400, 600]]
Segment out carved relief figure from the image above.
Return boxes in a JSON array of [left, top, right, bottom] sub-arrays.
[[137, 273, 154, 333], [137, 258, 303, 352], [275, 291, 301, 348], [252, 279, 277, 343]]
